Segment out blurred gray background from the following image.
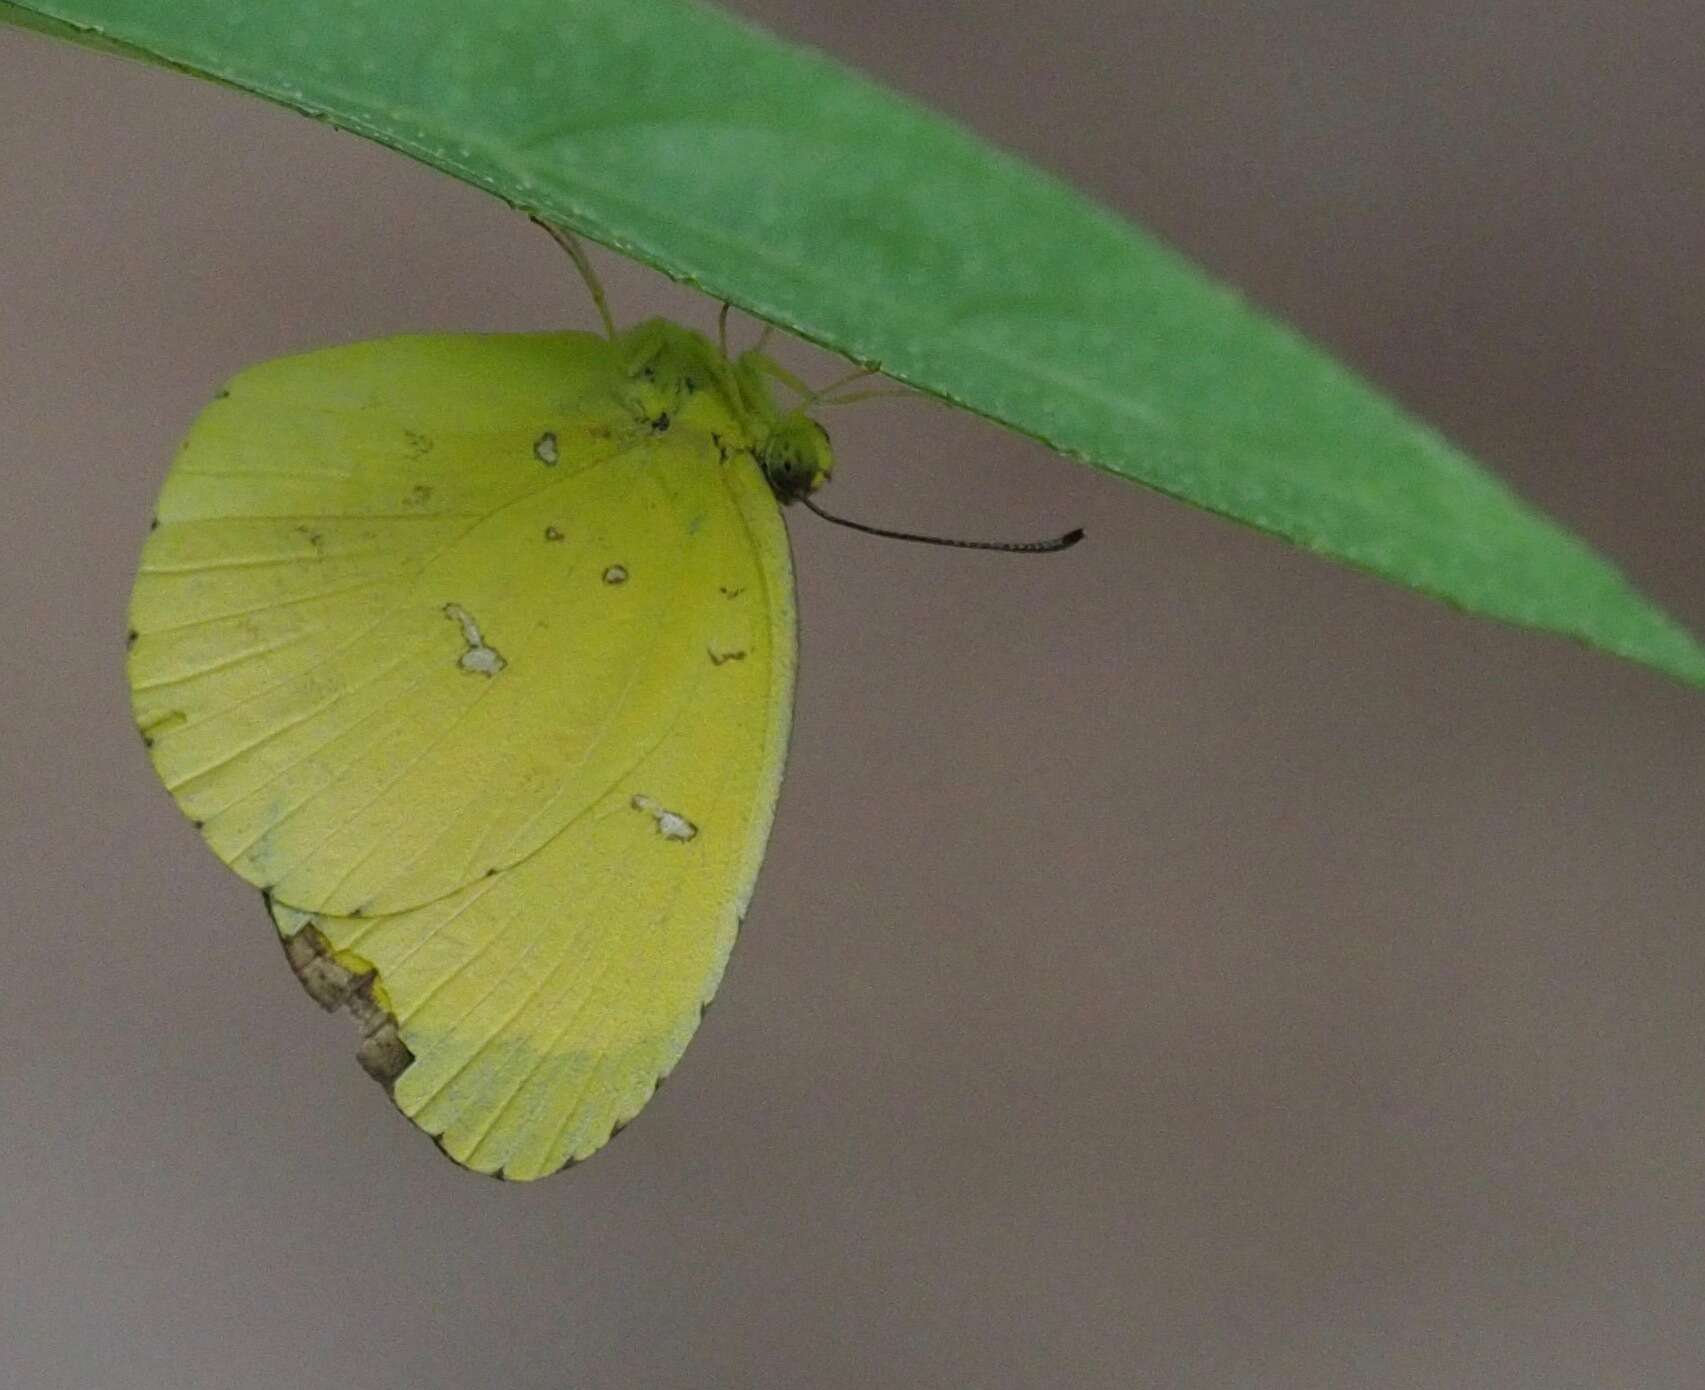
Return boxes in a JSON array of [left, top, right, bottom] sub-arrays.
[[4, 3, 1704, 1386]]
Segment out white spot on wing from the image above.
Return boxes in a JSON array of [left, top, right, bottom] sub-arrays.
[[442, 602, 507, 676], [533, 431, 559, 465], [602, 565, 629, 585], [631, 794, 697, 842]]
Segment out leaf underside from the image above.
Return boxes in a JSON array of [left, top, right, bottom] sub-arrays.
[[5, 0, 1701, 686]]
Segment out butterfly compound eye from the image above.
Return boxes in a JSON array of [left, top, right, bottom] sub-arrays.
[[761, 414, 835, 504]]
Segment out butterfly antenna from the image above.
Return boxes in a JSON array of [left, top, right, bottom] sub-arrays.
[[533, 218, 618, 341], [799, 494, 1083, 554]]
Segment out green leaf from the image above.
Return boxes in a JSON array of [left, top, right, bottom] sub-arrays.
[[5, 0, 1702, 687]]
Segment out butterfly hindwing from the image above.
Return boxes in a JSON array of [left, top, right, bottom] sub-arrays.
[[129, 330, 796, 1178]]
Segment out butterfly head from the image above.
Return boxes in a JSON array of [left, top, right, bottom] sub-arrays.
[[757, 412, 835, 503]]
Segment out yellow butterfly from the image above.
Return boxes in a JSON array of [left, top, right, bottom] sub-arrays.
[[128, 227, 1076, 1179], [128, 228, 854, 1179]]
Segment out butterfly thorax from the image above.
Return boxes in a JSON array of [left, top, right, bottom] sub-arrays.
[[614, 318, 834, 504]]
